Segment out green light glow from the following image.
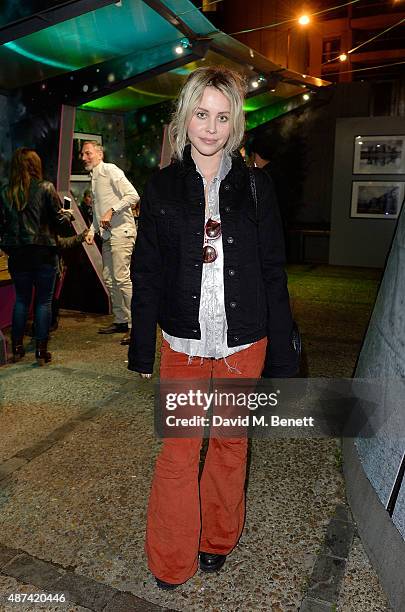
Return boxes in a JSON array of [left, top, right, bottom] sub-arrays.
[[127, 86, 173, 100], [4, 41, 79, 71], [81, 88, 171, 112], [244, 92, 280, 113], [246, 95, 308, 130]]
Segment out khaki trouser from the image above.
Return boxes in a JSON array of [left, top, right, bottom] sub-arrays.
[[102, 234, 135, 326]]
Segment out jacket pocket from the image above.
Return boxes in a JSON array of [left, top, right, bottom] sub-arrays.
[[151, 201, 181, 246]]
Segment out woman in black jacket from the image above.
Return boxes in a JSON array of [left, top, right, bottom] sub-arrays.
[[0, 148, 70, 364], [128, 67, 297, 589]]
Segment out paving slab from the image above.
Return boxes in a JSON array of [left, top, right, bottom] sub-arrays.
[[322, 519, 355, 559], [3, 554, 66, 590], [0, 544, 20, 569], [306, 554, 347, 603], [0, 367, 121, 463], [0, 574, 91, 611], [300, 597, 335, 611]]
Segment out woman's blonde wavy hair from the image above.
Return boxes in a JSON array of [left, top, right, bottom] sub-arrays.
[[168, 66, 247, 160]]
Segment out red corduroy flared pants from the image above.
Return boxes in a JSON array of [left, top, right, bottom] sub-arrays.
[[145, 337, 267, 584]]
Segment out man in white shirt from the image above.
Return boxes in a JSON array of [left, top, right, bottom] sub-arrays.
[[82, 141, 139, 344]]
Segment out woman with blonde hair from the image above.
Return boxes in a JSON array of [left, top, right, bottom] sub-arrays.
[[0, 148, 70, 364], [128, 67, 298, 588]]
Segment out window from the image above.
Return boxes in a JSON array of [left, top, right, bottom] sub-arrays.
[[371, 80, 395, 116], [322, 37, 341, 63]]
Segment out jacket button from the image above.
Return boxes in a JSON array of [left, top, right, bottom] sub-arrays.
[[192, 294, 197, 299], [194, 263, 200, 268], [160, 208, 165, 215], [230, 301, 237, 308], [224, 184, 231, 191], [233, 336, 239, 341], [224, 206, 231, 213], [196, 231, 202, 236], [227, 236, 234, 244], [228, 269, 235, 276], [192, 329, 198, 333]]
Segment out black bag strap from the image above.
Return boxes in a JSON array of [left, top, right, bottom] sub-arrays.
[[249, 166, 302, 365], [248, 167, 258, 221]]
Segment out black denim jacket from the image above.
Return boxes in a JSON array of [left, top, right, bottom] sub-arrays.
[[128, 146, 297, 376]]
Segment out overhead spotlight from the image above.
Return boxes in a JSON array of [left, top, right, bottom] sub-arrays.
[[303, 93, 310, 101], [298, 14, 310, 25], [251, 75, 266, 90], [339, 53, 348, 62], [175, 37, 191, 55]]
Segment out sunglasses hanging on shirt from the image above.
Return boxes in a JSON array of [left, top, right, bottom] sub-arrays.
[[203, 218, 221, 263]]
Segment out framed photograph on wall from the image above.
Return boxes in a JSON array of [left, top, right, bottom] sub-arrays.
[[351, 181, 404, 219], [70, 132, 102, 181], [353, 135, 405, 174], [70, 180, 91, 204]]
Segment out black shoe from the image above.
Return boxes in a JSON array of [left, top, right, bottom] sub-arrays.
[[199, 552, 227, 573], [120, 332, 131, 345], [155, 577, 179, 590], [12, 338, 25, 363], [98, 323, 128, 334], [35, 340, 51, 366]]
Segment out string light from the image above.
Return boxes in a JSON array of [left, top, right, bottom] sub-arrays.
[[230, 0, 362, 36], [298, 15, 311, 26], [349, 15, 405, 54], [324, 58, 405, 77], [322, 14, 405, 66]]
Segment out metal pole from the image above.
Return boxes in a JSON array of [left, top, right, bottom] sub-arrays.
[[387, 451, 405, 517]]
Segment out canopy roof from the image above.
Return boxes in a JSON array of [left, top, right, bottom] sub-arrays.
[[0, 0, 330, 125]]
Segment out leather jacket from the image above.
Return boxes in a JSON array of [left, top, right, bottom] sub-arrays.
[[128, 146, 297, 376], [0, 179, 69, 252]]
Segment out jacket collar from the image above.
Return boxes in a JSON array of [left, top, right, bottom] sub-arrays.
[[176, 144, 247, 184]]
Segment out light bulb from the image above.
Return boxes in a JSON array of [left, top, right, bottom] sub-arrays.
[[298, 15, 310, 26]]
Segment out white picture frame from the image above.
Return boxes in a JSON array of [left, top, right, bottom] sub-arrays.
[[351, 181, 404, 219], [353, 135, 405, 174]]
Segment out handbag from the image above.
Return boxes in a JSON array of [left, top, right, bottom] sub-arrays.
[[248, 167, 302, 364]]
